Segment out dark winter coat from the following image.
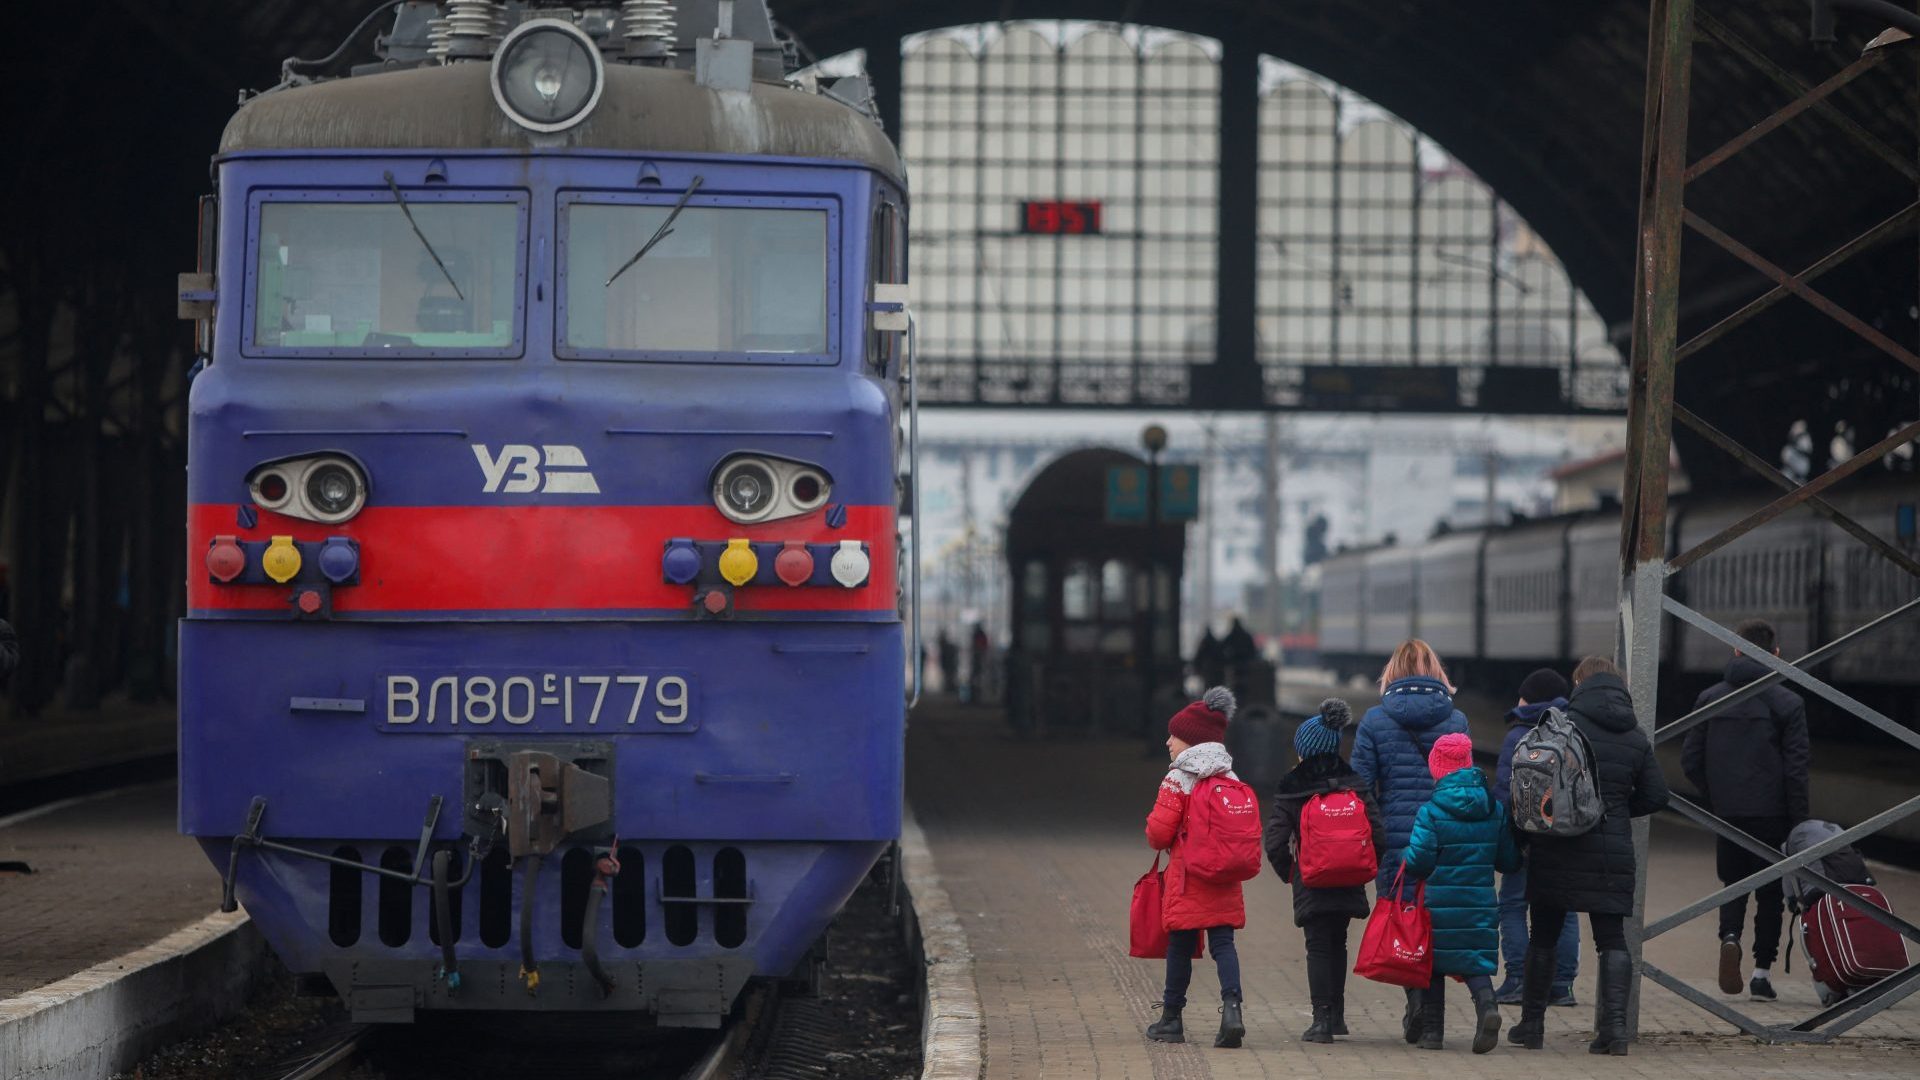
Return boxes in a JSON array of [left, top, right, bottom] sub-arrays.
[[1401, 768, 1521, 976], [1524, 674, 1671, 915], [1351, 676, 1469, 892], [1494, 698, 1567, 798], [0, 619, 14, 685], [1264, 754, 1387, 926], [1681, 655, 1811, 822]]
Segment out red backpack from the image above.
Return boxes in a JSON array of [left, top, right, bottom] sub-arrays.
[[1297, 790, 1377, 887], [1183, 775, 1264, 883]]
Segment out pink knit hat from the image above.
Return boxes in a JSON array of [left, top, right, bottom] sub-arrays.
[[1428, 732, 1475, 779]]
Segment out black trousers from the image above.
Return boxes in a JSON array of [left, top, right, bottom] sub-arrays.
[[1530, 904, 1627, 954], [1716, 815, 1790, 968], [1302, 915, 1352, 1009]]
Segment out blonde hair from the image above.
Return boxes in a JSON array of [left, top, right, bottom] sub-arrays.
[[1378, 639, 1455, 695], [1572, 656, 1621, 685]]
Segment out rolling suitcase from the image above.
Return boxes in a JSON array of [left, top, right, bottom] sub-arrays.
[[1800, 884, 1909, 999]]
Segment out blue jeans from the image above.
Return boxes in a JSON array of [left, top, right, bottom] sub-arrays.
[[1165, 927, 1241, 1007], [1499, 869, 1578, 987]]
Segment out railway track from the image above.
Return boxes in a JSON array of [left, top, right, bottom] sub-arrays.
[[263, 986, 772, 1080], [269, 1024, 373, 1080]]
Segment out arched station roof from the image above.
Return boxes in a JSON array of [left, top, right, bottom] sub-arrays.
[[12, 1, 1917, 479]]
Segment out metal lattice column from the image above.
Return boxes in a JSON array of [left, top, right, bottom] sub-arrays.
[[1621, 0, 1920, 1043]]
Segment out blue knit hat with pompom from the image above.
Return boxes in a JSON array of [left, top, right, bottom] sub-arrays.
[[1294, 698, 1353, 759]]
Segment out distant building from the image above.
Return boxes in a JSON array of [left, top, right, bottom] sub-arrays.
[[1549, 448, 1688, 514]]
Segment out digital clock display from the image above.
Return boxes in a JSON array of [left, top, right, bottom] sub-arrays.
[[1020, 200, 1103, 235]]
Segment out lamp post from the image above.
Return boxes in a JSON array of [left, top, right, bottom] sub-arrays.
[[1141, 423, 1167, 743]]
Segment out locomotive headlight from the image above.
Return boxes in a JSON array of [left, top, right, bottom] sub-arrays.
[[305, 462, 362, 520], [491, 20, 604, 134], [711, 454, 836, 525], [716, 459, 778, 523], [246, 454, 368, 525]]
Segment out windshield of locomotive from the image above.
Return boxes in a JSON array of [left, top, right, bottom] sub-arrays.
[[564, 204, 828, 355], [252, 201, 520, 351]]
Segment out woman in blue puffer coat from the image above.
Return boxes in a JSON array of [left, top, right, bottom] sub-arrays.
[[1351, 639, 1469, 1042], [1402, 733, 1521, 1054]]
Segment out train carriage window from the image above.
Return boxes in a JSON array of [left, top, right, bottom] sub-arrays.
[[251, 198, 522, 353], [562, 199, 831, 358]]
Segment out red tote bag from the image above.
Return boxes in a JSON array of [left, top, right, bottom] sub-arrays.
[[1129, 853, 1206, 960], [1354, 867, 1433, 988]]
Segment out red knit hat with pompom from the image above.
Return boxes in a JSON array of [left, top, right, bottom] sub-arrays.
[[1168, 686, 1236, 745], [1429, 732, 1475, 779]]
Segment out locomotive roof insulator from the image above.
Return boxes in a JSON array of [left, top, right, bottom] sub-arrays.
[[620, 0, 678, 63], [491, 17, 607, 133]]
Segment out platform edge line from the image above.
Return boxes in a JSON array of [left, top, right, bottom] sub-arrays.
[[902, 802, 984, 1080], [0, 909, 264, 1080]]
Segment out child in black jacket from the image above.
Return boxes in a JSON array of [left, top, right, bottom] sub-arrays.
[[1264, 699, 1386, 1043]]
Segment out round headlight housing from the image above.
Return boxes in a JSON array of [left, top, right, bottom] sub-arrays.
[[305, 462, 361, 519], [716, 460, 778, 523], [490, 19, 604, 134]]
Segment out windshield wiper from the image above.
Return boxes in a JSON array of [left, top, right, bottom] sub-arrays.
[[384, 171, 464, 301], [605, 175, 705, 288]]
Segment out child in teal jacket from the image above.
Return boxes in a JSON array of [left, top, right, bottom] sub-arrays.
[[1401, 733, 1521, 1054]]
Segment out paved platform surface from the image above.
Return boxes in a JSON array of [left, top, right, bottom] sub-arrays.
[[0, 782, 223, 999], [907, 699, 1920, 1079], [0, 696, 176, 790]]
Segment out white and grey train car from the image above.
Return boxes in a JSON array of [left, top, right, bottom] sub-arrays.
[[1311, 478, 1916, 721]]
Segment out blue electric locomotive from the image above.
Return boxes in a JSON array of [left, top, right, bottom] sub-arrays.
[[176, 1, 915, 1026]]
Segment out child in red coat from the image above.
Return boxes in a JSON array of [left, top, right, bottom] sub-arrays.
[[1144, 686, 1246, 1048]]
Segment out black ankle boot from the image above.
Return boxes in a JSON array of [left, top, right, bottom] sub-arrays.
[[1301, 1003, 1334, 1044], [1419, 978, 1446, 1050], [1402, 986, 1423, 1044], [1216, 996, 1245, 1049], [1589, 949, 1632, 1056], [1471, 984, 1503, 1054], [1146, 1004, 1184, 1043], [1331, 998, 1348, 1037], [1508, 947, 1555, 1049]]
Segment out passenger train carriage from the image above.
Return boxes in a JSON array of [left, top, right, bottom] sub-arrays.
[[176, 2, 914, 1025], [1316, 480, 1918, 729]]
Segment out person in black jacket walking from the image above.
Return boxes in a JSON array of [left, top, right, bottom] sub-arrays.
[[1512, 657, 1669, 1056], [1681, 618, 1809, 1002], [1264, 699, 1384, 1044]]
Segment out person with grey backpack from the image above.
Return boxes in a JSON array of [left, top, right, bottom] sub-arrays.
[[1507, 657, 1668, 1056]]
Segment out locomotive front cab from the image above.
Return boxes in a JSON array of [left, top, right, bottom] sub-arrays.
[[179, 10, 912, 1026]]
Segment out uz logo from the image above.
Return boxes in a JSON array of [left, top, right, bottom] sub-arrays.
[[473, 445, 601, 494]]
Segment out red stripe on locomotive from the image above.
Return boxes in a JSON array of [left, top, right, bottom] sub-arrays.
[[187, 504, 896, 613]]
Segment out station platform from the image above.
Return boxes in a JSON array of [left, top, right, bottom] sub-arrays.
[[0, 696, 176, 811], [906, 698, 1920, 1078], [0, 782, 224, 999]]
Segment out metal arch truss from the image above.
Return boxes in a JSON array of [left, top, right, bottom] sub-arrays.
[[1620, 0, 1920, 1044]]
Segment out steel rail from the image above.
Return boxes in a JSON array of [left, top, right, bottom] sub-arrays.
[[274, 1026, 371, 1080]]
